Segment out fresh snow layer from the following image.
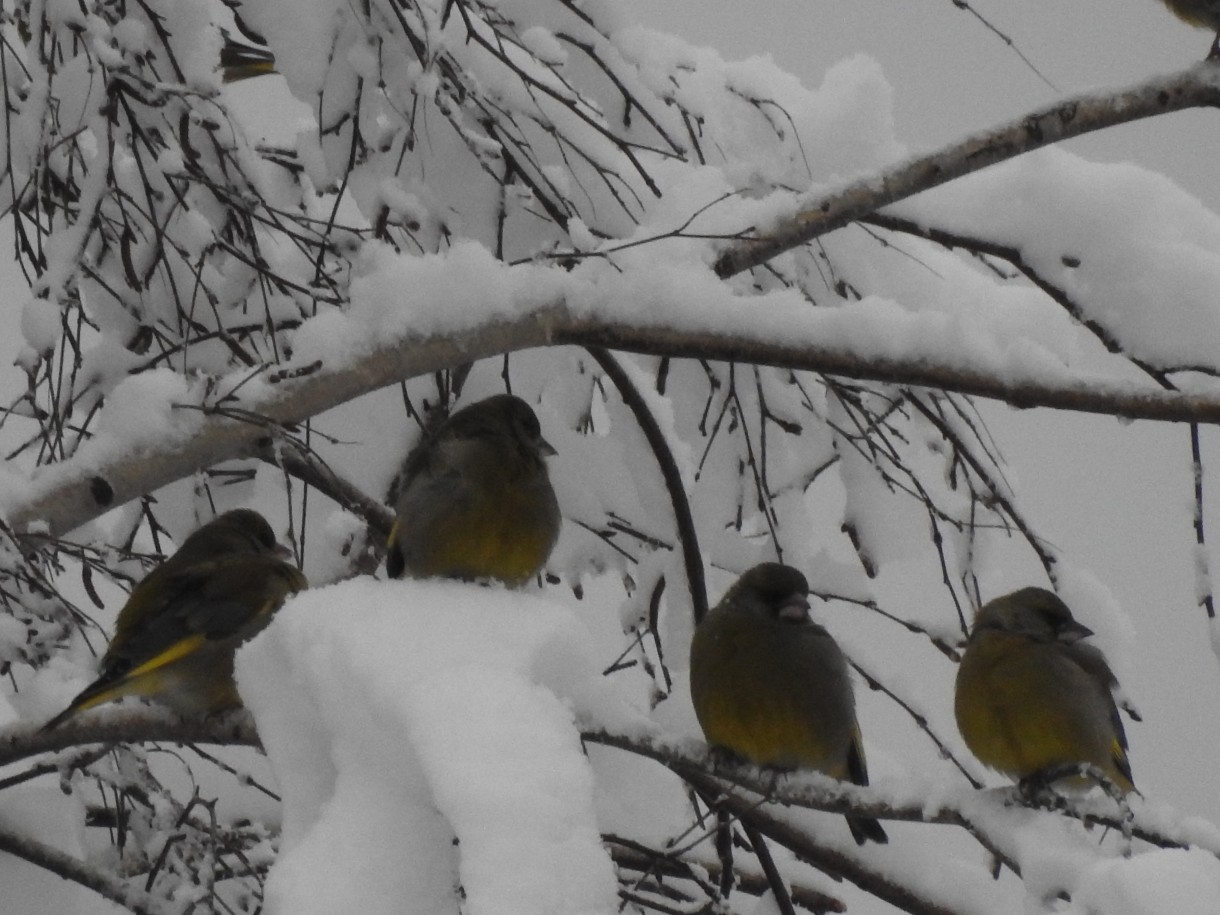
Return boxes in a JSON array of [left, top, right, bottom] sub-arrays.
[[237, 578, 619, 915]]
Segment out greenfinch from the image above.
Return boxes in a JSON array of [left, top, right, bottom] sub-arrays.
[[1158, 0, 1220, 54], [385, 394, 561, 587], [44, 509, 307, 728], [689, 563, 888, 845], [220, 30, 276, 82], [954, 587, 1135, 793]]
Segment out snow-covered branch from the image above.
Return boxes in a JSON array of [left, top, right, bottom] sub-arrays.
[[6, 710, 1211, 863], [10, 295, 1220, 541], [583, 730, 1220, 860], [713, 61, 1220, 278]]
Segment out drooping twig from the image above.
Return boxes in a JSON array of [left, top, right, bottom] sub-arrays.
[[1190, 423, 1217, 624], [686, 768, 966, 915], [587, 347, 708, 624], [608, 838, 845, 913]]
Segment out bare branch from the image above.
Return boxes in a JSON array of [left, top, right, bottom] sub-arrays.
[[0, 823, 166, 915], [609, 841, 846, 914], [0, 708, 259, 770]]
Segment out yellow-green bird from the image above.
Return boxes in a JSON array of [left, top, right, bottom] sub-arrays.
[[1159, 0, 1220, 55], [220, 30, 276, 82], [44, 509, 307, 729], [689, 563, 888, 845], [954, 587, 1135, 793], [385, 394, 561, 587]]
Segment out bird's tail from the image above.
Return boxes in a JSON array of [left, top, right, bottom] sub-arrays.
[[220, 32, 277, 82], [847, 815, 888, 846]]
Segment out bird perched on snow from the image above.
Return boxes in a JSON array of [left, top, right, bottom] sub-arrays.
[[954, 587, 1135, 793], [1159, 0, 1220, 56], [43, 509, 307, 729], [689, 563, 888, 845], [385, 394, 561, 587]]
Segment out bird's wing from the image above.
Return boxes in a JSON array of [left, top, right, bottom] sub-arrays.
[[1065, 641, 1132, 748], [1064, 640, 1135, 787], [103, 558, 303, 675]]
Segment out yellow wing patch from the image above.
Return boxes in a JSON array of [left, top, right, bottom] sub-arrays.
[[126, 633, 209, 681]]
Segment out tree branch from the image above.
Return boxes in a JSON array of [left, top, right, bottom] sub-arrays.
[[685, 767, 964, 915], [582, 729, 1219, 859], [712, 61, 1220, 278], [11, 300, 1220, 542], [586, 348, 708, 624], [0, 823, 167, 915], [3, 710, 1212, 913], [7, 709, 1202, 859], [0, 708, 260, 770], [609, 840, 846, 914]]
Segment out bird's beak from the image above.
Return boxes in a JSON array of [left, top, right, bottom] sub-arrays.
[[273, 543, 294, 560], [777, 596, 811, 623], [539, 436, 557, 457], [1058, 619, 1093, 643]]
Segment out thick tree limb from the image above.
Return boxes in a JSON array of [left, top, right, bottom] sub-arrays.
[[10, 302, 1220, 541], [712, 61, 1220, 278]]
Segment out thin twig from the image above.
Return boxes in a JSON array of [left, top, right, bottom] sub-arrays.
[[586, 348, 708, 624]]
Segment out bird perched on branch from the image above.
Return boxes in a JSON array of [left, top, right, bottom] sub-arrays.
[[386, 394, 561, 587], [1159, 0, 1220, 56], [220, 30, 277, 82], [689, 563, 888, 845], [43, 509, 307, 729], [954, 587, 1136, 793]]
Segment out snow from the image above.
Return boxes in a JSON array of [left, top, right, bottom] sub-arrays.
[[1071, 848, 1220, 915], [895, 146, 1220, 372], [237, 578, 625, 915]]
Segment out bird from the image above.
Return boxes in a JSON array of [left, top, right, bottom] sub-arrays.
[[954, 586, 1135, 793], [43, 509, 307, 729], [385, 394, 561, 587], [689, 563, 888, 845], [1159, 0, 1220, 56], [220, 30, 276, 82]]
